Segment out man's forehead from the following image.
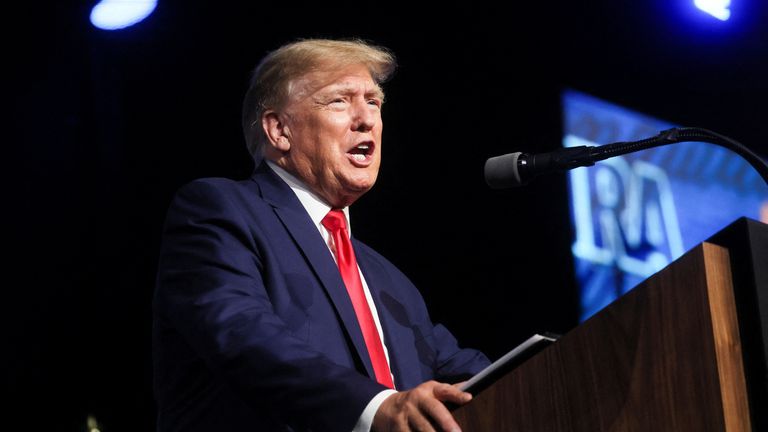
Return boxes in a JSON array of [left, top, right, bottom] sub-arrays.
[[290, 66, 382, 99]]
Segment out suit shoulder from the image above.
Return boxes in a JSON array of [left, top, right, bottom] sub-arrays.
[[175, 177, 253, 197], [171, 177, 263, 205], [163, 177, 270, 228]]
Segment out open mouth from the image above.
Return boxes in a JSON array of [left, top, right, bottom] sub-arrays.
[[347, 142, 375, 163]]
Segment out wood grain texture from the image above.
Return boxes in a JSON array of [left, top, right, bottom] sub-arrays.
[[704, 245, 751, 431], [453, 243, 751, 431]]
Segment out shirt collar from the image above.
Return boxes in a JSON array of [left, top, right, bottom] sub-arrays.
[[266, 160, 352, 235]]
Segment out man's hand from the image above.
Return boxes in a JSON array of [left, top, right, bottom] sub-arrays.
[[372, 380, 472, 432]]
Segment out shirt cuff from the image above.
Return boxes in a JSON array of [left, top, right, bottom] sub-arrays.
[[352, 389, 399, 432]]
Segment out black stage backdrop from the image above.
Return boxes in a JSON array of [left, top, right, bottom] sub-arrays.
[[8, 1, 768, 430]]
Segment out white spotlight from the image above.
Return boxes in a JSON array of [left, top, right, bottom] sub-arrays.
[[90, 0, 158, 30], [694, 0, 731, 21]]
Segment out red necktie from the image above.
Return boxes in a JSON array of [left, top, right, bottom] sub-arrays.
[[322, 209, 395, 389]]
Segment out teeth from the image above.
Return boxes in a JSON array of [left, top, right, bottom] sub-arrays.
[[352, 153, 366, 161], [356, 144, 369, 150]]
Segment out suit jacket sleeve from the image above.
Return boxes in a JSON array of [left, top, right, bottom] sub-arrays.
[[154, 180, 386, 431]]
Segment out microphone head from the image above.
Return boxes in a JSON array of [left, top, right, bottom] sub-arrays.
[[485, 152, 524, 189]]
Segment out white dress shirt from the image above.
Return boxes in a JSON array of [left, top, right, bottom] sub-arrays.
[[267, 161, 397, 431]]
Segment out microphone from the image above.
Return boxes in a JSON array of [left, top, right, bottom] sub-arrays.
[[484, 146, 595, 189], [484, 127, 768, 189]]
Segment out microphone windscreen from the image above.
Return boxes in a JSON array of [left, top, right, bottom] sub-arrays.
[[485, 152, 523, 189]]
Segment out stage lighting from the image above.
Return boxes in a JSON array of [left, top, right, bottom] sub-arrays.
[[694, 0, 731, 21], [86, 415, 101, 432], [90, 0, 157, 30]]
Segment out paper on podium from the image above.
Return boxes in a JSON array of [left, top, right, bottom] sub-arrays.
[[460, 333, 558, 396]]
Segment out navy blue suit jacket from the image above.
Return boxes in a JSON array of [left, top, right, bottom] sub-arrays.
[[153, 162, 490, 431]]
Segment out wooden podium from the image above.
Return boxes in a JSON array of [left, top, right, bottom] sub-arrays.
[[453, 218, 768, 431]]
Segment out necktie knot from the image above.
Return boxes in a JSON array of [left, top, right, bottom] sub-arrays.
[[322, 209, 347, 233]]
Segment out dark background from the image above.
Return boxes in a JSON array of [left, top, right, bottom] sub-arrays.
[[8, 0, 768, 430]]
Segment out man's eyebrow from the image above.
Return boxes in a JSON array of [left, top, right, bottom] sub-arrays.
[[369, 87, 385, 100], [323, 83, 385, 99]]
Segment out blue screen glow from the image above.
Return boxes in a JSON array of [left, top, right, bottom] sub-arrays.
[[563, 90, 768, 321]]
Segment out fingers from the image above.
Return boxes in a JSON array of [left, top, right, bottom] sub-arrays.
[[432, 382, 473, 405], [408, 410, 438, 432], [372, 381, 472, 432], [415, 388, 462, 432], [451, 381, 467, 390]]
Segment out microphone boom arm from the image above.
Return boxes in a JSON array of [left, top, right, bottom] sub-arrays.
[[587, 127, 768, 185], [484, 127, 768, 189]]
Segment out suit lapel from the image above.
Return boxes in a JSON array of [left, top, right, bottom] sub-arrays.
[[251, 163, 376, 379]]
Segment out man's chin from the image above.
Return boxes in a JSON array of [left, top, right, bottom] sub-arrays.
[[343, 171, 378, 190], [349, 179, 377, 194], [332, 182, 375, 207]]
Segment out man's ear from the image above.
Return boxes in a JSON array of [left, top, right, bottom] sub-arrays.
[[262, 110, 291, 152]]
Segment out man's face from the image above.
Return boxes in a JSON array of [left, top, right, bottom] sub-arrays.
[[269, 64, 383, 208]]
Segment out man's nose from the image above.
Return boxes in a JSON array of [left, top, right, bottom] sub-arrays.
[[351, 99, 377, 132]]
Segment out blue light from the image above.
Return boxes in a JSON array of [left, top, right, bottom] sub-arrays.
[[694, 0, 731, 21], [90, 0, 157, 30], [562, 89, 768, 321]]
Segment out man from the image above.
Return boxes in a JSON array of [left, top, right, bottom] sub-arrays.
[[153, 38, 490, 432]]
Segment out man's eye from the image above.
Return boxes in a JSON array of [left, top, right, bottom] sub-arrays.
[[367, 99, 382, 107], [330, 98, 346, 105]]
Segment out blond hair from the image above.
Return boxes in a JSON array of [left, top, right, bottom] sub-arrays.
[[241, 38, 397, 162]]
